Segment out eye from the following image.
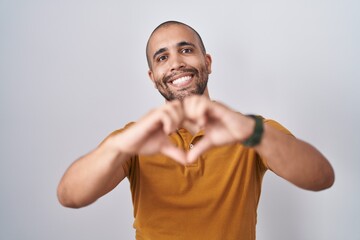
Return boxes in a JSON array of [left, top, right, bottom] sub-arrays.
[[157, 55, 168, 62], [181, 48, 192, 54]]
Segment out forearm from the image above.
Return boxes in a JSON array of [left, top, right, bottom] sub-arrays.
[[255, 123, 335, 191], [57, 138, 130, 208]]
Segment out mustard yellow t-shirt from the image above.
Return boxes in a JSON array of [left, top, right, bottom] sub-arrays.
[[116, 119, 291, 240]]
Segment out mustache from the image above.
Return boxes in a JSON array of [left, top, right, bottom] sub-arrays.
[[162, 68, 199, 84]]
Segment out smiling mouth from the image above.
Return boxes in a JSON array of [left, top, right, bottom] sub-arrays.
[[170, 75, 193, 86], [171, 76, 192, 85]]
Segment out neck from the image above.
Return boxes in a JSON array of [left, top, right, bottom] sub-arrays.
[[182, 122, 202, 135]]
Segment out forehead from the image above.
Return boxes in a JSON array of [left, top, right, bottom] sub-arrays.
[[147, 24, 199, 55]]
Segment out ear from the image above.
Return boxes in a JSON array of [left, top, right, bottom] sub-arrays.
[[205, 54, 212, 74], [148, 70, 157, 89]]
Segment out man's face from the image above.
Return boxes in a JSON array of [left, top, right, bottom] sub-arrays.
[[147, 24, 212, 101]]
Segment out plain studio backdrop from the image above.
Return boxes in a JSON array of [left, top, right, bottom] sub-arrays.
[[0, 0, 359, 239]]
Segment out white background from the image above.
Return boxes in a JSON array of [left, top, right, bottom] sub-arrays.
[[1, 0, 359, 239]]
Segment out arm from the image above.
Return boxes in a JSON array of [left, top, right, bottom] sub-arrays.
[[57, 100, 186, 208], [57, 140, 130, 208], [255, 123, 335, 191]]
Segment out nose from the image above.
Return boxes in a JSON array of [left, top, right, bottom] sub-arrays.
[[169, 54, 185, 72]]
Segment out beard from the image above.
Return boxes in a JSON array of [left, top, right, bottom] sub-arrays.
[[154, 66, 209, 101]]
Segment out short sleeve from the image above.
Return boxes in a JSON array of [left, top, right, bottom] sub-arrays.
[[99, 122, 136, 178], [259, 119, 294, 170]]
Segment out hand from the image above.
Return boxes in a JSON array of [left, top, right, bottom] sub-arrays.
[[183, 96, 255, 163], [112, 100, 187, 164]]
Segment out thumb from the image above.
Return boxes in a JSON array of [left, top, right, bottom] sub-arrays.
[[160, 141, 187, 165], [187, 138, 212, 164]]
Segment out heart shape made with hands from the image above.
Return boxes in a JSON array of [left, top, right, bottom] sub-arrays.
[[162, 119, 238, 165], [154, 97, 252, 165], [158, 121, 210, 165], [118, 96, 253, 166]]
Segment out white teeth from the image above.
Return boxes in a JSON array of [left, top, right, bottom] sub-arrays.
[[172, 76, 191, 85]]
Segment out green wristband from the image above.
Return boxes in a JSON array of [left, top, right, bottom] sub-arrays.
[[242, 115, 264, 147]]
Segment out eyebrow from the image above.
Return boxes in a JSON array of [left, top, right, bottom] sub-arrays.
[[152, 41, 196, 61]]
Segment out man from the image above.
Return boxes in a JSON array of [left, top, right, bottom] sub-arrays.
[[57, 21, 334, 239]]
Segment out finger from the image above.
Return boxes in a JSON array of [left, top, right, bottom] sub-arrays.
[[160, 141, 187, 165], [183, 96, 208, 127], [206, 102, 224, 120], [168, 100, 185, 126], [161, 101, 184, 134], [160, 110, 176, 134], [208, 102, 237, 128], [187, 137, 213, 164]]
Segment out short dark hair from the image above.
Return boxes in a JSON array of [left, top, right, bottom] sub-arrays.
[[146, 21, 207, 69]]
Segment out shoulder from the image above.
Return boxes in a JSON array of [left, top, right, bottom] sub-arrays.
[[264, 118, 293, 136], [99, 121, 136, 145]]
